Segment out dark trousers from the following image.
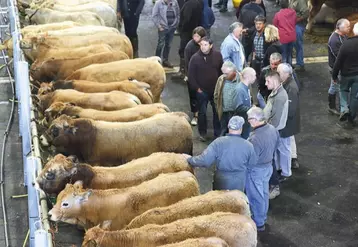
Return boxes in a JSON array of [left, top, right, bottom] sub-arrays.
[[242, 35, 253, 61], [269, 159, 280, 187], [187, 82, 198, 114], [220, 111, 234, 136], [155, 27, 176, 62], [197, 91, 221, 137], [123, 15, 140, 38], [178, 33, 192, 58]]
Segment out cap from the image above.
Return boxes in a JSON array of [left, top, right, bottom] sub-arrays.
[[228, 116, 245, 130]]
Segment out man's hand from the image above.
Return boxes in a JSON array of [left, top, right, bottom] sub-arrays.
[[332, 79, 338, 84], [159, 26, 164, 31], [117, 12, 122, 21], [182, 153, 192, 159], [197, 88, 203, 93]]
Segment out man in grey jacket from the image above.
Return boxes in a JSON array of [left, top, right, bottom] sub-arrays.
[[152, 0, 180, 68], [184, 116, 257, 192]]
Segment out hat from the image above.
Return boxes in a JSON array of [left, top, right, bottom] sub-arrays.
[[228, 116, 245, 130]]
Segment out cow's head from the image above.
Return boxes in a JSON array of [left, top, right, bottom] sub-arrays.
[[44, 102, 77, 125], [48, 181, 92, 224], [40, 114, 78, 147], [35, 154, 80, 195], [82, 221, 112, 247], [38, 82, 54, 96]]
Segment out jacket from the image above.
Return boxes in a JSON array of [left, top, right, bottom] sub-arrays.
[[280, 76, 300, 137], [263, 41, 282, 67], [184, 39, 200, 75], [263, 85, 289, 131], [289, 0, 309, 26], [238, 2, 265, 30], [178, 0, 203, 34], [332, 36, 358, 80], [201, 0, 215, 29], [236, 0, 266, 19], [273, 8, 297, 44], [117, 0, 145, 18], [188, 48, 223, 96], [152, 0, 180, 29], [328, 32, 348, 69], [221, 33, 246, 72]]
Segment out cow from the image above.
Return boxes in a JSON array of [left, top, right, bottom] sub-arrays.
[[28, 0, 116, 12], [21, 21, 83, 35], [67, 57, 166, 102], [39, 113, 193, 164], [30, 51, 130, 81], [43, 102, 168, 125], [34, 89, 141, 112], [35, 152, 191, 195], [25, 8, 105, 26], [126, 190, 250, 229], [81, 212, 257, 247], [158, 238, 229, 247], [48, 171, 200, 230]]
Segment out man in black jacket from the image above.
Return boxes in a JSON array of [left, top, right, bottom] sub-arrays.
[[188, 37, 223, 141], [278, 63, 300, 171], [172, 0, 203, 80], [117, 0, 145, 58], [332, 23, 358, 127]]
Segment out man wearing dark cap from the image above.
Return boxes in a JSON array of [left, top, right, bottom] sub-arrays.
[[183, 116, 257, 192]]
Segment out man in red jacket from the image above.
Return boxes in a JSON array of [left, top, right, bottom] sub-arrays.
[[273, 0, 296, 65]]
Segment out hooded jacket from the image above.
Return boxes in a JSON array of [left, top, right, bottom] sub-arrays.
[[178, 0, 203, 34]]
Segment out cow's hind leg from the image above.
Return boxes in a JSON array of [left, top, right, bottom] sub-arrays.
[[307, 2, 324, 33]]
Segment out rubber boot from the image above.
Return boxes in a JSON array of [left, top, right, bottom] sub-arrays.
[[328, 94, 340, 116], [130, 37, 139, 58], [171, 58, 185, 80]]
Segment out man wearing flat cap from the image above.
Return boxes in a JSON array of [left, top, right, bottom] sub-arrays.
[[183, 116, 257, 191]]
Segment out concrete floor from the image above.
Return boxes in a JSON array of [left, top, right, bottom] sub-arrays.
[[3, 0, 358, 246]]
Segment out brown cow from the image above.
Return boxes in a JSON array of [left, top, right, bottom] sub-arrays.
[[82, 212, 257, 247], [39, 113, 193, 164], [158, 238, 229, 247], [37, 79, 153, 104], [67, 57, 165, 102], [43, 102, 168, 125], [35, 152, 191, 195], [34, 89, 141, 112], [30, 51, 129, 81], [48, 171, 200, 230]]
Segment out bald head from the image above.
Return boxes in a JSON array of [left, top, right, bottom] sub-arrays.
[[241, 67, 256, 86]]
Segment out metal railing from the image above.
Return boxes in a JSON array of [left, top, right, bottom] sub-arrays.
[[7, 0, 53, 246]]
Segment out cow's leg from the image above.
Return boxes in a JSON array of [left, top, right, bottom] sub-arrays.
[[307, 1, 324, 33]]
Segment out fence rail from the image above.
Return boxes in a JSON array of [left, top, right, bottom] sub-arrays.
[[8, 0, 53, 246]]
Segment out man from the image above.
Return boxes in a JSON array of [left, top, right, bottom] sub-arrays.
[[327, 19, 350, 117], [332, 23, 358, 127], [188, 37, 223, 141], [117, 0, 145, 58], [238, 0, 265, 61], [185, 116, 257, 191], [152, 0, 180, 68], [201, 0, 215, 37], [277, 63, 300, 172], [236, 0, 266, 19], [289, 0, 309, 72], [258, 71, 289, 199], [273, 0, 296, 65], [258, 52, 282, 100], [250, 15, 268, 76], [172, 0, 203, 80], [184, 26, 207, 126], [221, 22, 246, 73], [246, 107, 279, 231]]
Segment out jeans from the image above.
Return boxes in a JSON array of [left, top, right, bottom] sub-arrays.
[[155, 27, 176, 62], [275, 136, 292, 177], [220, 111, 234, 136], [246, 165, 273, 227], [178, 32, 192, 58], [328, 78, 340, 95], [197, 91, 221, 137], [294, 24, 305, 67], [187, 82, 198, 113], [340, 75, 358, 119], [290, 135, 297, 159], [281, 42, 294, 65]]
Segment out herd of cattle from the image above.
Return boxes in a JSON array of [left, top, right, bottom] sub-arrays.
[[3, 0, 260, 246]]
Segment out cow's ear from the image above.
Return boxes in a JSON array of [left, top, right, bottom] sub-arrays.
[[100, 220, 112, 230], [79, 190, 92, 203], [67, 102, 76, 106], [70, 126, 78, 135], [67, 155, 79, 165]]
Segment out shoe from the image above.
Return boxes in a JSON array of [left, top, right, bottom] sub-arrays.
[[257, 225, 265, 232], [328, 94, 340, 116], [214, 3, 222, 8], [174, 30, 180, 36], [219, 7, 228, 12], [199, 135, 207, 142], [190, 117, 198, 126], [328, 108, 340, 116], [339, 110, 349, 122], [269, 185, 280, 200], [162, 60, 174, 68], [279, 175, 290, 183], [291, 158, 299, 169], [294, 65, 305, 72]]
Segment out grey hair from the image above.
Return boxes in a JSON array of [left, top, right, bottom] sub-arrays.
[[247, 107, 266, 122], [278, 63, 293, 75], [229, 22, 244, 33], [336, 18, 349, 30], [270, 52, 282, 61], [221, 60, 237, 72], [354, 22, 358, 36]]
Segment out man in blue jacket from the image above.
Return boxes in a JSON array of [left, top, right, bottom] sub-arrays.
[[184, 116, 257, 191]]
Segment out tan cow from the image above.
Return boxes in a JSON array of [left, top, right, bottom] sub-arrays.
[[49, 171, 200, 230], [158, 238, 230, 247], [30, 51, 129, 81], [43, 102, 167, 124], [126, 190, 251, 229], [22, 21, 83, 35], [34, 89, 141, 112], [67, 57, 165, 102], [36, 152, 191, 195], [82, 212, 257, 247], [29, 0, 116, 12], [39, 113, 193, 164]]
